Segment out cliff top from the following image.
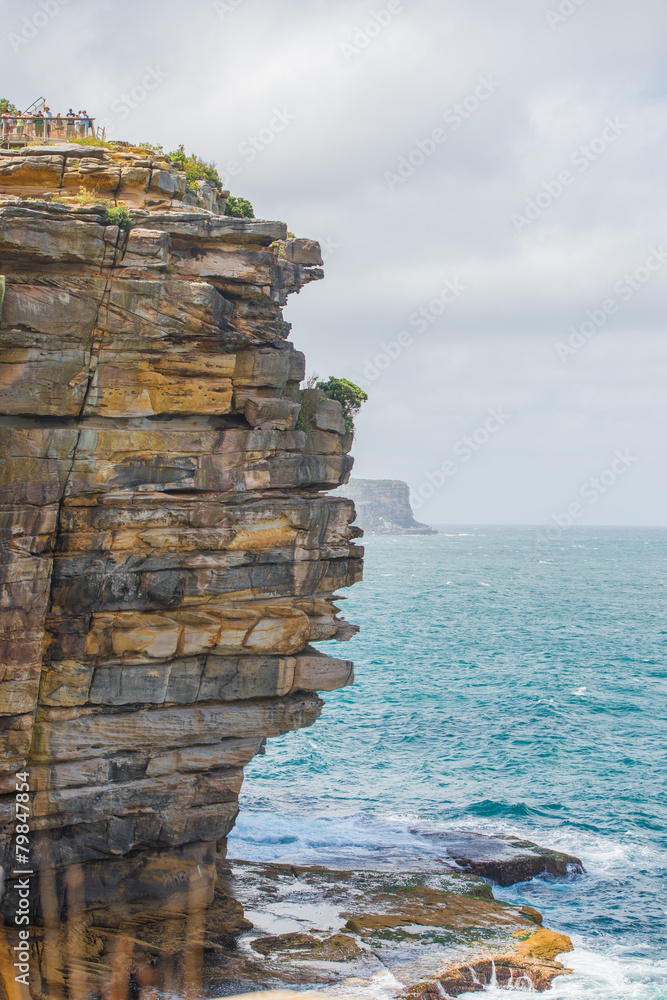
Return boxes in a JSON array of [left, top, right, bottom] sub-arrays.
[[0, 140, 231, 214]]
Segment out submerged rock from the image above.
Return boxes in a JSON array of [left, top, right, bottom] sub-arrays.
[[411, 829, 585, 886]]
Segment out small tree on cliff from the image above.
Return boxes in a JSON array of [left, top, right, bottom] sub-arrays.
[[225, 196, 254, 218], [0, 99, 19, 114], [317, 377, 368, 433]]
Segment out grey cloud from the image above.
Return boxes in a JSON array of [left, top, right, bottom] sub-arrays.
[[3, 0, 665, 523]]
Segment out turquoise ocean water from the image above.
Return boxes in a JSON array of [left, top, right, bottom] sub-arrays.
[[229, 528, 667, 998]]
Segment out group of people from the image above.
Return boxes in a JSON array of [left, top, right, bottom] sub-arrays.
[[0, 106, 95, 141]]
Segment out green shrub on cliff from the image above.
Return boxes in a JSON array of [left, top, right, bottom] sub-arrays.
[[0, 99, 19, 115], [317, 376, 368, 432], [104, 205, 133, 232], [225, 196, 254, 218], [168, 144, 222, 192]]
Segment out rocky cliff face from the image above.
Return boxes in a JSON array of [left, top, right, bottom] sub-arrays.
[[0, 145, 362, 960], [336, 478, 436, 535]]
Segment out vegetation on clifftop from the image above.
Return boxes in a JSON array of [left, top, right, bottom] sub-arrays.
[[67, 136, 115, 149], [317, 376, 368, 432], [168, 144, 223, 192]]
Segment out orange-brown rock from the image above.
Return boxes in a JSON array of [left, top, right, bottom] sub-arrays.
[[0, 144, 208, 211]]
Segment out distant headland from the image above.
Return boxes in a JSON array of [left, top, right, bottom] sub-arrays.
[[334, 478, 438, 535]]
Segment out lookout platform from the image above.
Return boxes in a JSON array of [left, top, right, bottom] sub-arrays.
[[0, 98, 105, 149], [0, 115, 103, 148]]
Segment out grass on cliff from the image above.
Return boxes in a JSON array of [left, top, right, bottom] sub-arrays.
[[19, 128, 256, 215], [66, 136, 115, 149]]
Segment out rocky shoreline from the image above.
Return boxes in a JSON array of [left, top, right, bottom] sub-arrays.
[[62, 831, 578, 998], [221, 844, 578, 998]]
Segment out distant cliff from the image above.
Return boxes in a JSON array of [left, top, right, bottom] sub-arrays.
[[335, 479, 437, 535]]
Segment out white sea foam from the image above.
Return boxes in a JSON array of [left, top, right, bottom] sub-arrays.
[[448, 949, 667, 999]]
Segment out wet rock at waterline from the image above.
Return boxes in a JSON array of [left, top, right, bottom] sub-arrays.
[[217, 860, 573, 997], [410, 829, 585, 886]]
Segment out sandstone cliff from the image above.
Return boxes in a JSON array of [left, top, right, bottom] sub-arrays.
[[0, 144, 362, 977], [335, 478, 437, 535]]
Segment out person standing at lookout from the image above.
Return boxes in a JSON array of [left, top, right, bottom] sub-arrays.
[[0, 111, 13, 138]]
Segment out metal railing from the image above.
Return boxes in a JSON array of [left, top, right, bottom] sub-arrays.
[[0, 115, 98, 147]]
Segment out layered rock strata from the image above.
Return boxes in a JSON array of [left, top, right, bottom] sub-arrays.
[[0, 148, 362, 960], [335, 479, 436, 535], [0, 142, 226, 213]]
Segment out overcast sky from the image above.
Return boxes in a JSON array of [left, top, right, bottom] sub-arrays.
[[4, 0, 666, 524]]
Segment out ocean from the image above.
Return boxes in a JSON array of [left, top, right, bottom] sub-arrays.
[[228, 527, 667, 998]]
